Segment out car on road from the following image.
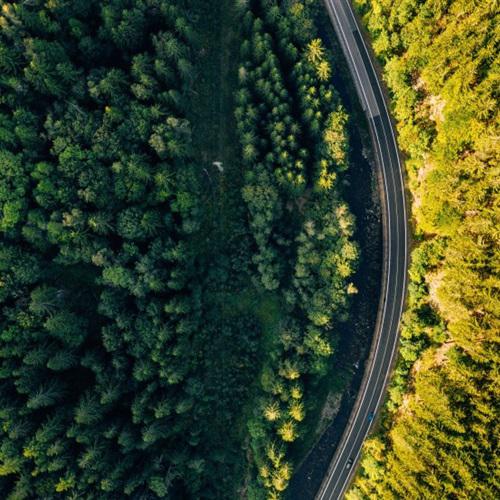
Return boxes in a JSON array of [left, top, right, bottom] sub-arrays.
[[346, 458, 354, 470], [368, 411, 375, 422]]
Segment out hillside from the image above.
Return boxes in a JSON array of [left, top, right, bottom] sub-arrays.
[[348, 0, 499, 498]]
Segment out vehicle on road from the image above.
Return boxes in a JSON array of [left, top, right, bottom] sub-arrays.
[[346, 458, 354, 470], [368, 412, 374, 423]]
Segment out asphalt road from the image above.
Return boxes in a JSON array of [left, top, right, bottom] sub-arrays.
[[315, 1, 408, 499]]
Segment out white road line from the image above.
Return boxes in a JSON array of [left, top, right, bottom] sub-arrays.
[[343, 0, 408, 244], [317, 2, 391, 491], [335, 124, 401, 498], [326, 0, 407, 494], [317, 0, 409, 498], [320, 119, 394, 498], [342, 0, 409, 435], [316, 1, 393, 497]]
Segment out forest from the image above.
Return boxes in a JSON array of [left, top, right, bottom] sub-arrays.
[[348, 0, 499, 498], [0, 0, 358, 498]]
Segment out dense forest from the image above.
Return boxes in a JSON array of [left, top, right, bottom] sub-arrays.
[[235, 2, 358, 497], [348, 0, 499, 498], [0, 0, 358, 498]]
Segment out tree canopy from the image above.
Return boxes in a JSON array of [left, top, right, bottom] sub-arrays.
[[349, 1, 499, 498], [0, 1, 359, 498]]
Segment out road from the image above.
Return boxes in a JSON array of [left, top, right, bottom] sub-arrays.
[[315, 1, 408, 499]]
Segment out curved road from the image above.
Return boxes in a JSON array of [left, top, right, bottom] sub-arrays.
[[315, 1, 408, 499]]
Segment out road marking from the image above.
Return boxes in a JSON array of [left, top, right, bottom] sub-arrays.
[[316, 0, 409, 498], [335, 4, 410, 485], [317, 2, 393, 497], [334, 120, 401, 500], [342, 0, 409, 437]]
